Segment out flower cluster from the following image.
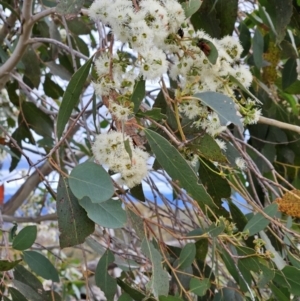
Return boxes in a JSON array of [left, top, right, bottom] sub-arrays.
[[92, 131, 149, 188]]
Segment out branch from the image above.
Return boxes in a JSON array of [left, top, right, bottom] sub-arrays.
[[3, 161, 53, 215], [258, 116, 300, 135], [2, 213, 57, 223], [0, 4, 56, 88], [27, 38, 89, 60]]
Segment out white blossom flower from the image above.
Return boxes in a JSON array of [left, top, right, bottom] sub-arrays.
[[139, 48, 168, 80], [109, 100, 132, 121], [92, 132, 149, 188], [219, 35, 243, 60], [235, 157, 247, 170], [215, 138, 227, 151]]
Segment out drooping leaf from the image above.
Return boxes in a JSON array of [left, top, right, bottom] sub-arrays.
[[95, 250, 117, 301], [116, 278, 146, 301], [0, 259, 22, 271], [194, 91, 243, 131], [127, 209, 145, 240], [239, 22, 251, 57], [159, 296, 183, 301], [258, 264, 275, 287], [195, 239, 208, 262], [178, 243, 196, 270], [131, 79, 145, 113], [136, 108, 166, 121], [214, 287, 244, 301], [9, 287, 28, 301], [79, 197, 127, 228], [12, 280, 45, 301], [181, 0, 202, 18], [144, 129, 214, 209], [12, 225, 37, 250], [243, 203, 278, 236], [130, 183, 145, 202], [118, 293, 133, 301], [46, 62, 72, 81], [23, 251, 59, 282], [282, 58, 298, 90], [14, 265, 44, 292], [141, 238, 169, 297], [274, 266, 300, 295], [56, 56, 93, 139], [189, 278, 210, 296], [21, 47, 41, 88], [57, 177, 95, 248], [21, 102, 53, 138], [190, 0, 221, 38], [253, 28, 264, 69], [191, 134, 226, 163], [215, 0, 238, 37], [44, 75, 64, 99], [69, 161, 114, 203], [199, 158, 231, 204], [56, 0, 84, 15]]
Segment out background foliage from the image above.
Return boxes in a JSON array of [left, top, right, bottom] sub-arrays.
[[0, 0, 300, 300]]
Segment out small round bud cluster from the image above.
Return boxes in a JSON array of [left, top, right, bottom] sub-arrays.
[[92, 131, 149, 188]]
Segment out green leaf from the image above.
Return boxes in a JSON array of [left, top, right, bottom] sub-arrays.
[[191, 134, 226, 163], [23, 251, 59, 282], [130, 183, 145, 202], [124, 139, 133, 161], [21, 102, 53, 138], [44, 75, 64, 99], [198, 39, 218, 64], [9, 287, 28, 301], [21, 47, 41, 88], [131, 79, 145, 113], [57, 177, 95, 248], [41, 0, 57, 7], [189, 278, 210, 296], [214, 287, 244, 301], [239, 22, 251, 57], [190, 0, 221, 38], [56, 0, 84, 14], [0, 259, 22, 271], [66, 18, 91, 35], [194, 91, 243, 131], [144, 129, 214, 209], [195, 239, 208, 262], [14, 265, 44, 292], [282, 266, 300, 295], [117, 278, 146, 301], [258, 264, 275, 287], [205, 220, 225, 237], [13, 226, 37, 250], [136, 108, 166, 121], [159, 297, 183, 301], [253, 28, 264, 69], [220, 248, 240, 283], [141, 238, 169, 297], [69, 161, 114, 203], [118, 293, 133, 301], [79, 197, 127, 228], [282, 58, 298, 90], [215, 0, 238, 37], [269, 282, 290, 301], [228, 201, 248, 231], [46, 62, 72, 81], [127, 209, 145, 240], [243, 203, 278, 236], [95, 250, 117, 301], [182, 0, 202, 18], [178, 243, 196, 270], [12, 280, 45, 301], [56, 56, 93, 139], [199, 158, 230, 204]]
